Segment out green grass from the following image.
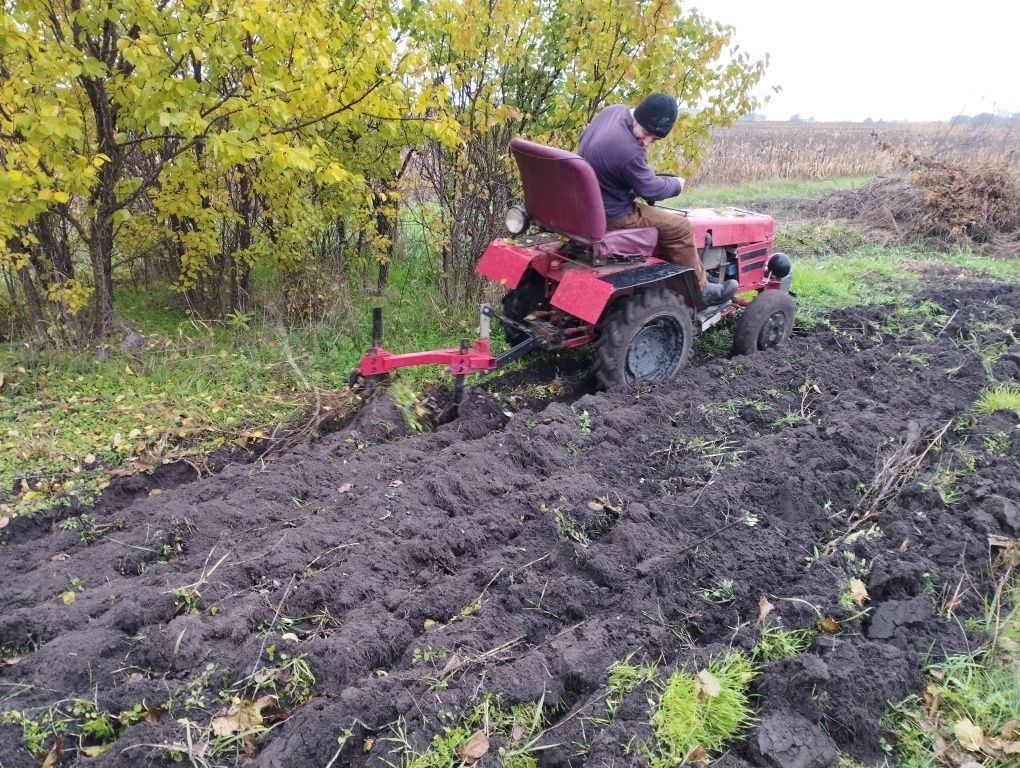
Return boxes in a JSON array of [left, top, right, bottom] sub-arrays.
[[0, 255, 480, 518], [789, 244, 918, 322], [887, 578, 1020, 768], [671, 175, 874, 208]]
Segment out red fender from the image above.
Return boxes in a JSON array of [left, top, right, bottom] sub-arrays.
[[476, 240, 544, 289], [550, 261, 697, 325]]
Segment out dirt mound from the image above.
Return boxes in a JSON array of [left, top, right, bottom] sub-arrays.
[[808, 152, 1020, 253], [2, 284, 1020, 768]]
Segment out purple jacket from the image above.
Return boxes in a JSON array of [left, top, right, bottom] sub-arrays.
[[578, 104, 681, 223]]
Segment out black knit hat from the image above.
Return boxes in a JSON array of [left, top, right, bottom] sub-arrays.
[[634, 93, 678, 138]]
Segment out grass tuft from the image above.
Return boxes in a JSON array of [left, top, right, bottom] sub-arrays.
[[974, 384, 1020, 419], [752, 624, 817, 662], [887, 577, 1020, 768], [648, 652, 756, 766]]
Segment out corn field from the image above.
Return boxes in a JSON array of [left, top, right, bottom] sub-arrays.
[[691, 120, 1020, 185]]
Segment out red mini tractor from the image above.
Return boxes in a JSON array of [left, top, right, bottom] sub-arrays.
[[353, 138, 794, 399]]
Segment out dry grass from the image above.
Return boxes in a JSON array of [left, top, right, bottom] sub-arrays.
[[692, 121, 1020, 185]]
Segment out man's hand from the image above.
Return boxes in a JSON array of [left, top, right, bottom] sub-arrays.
[[656, 173, 686, 192]]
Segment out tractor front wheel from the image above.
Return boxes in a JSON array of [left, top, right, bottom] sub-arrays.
[[595, 287, 693, 388], [732, 290, 796, 355]]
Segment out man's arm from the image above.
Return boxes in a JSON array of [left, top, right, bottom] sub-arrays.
[[622, 154, 682, 202]]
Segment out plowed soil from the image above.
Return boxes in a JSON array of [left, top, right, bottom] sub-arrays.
[[2, 282, 1019, 768]]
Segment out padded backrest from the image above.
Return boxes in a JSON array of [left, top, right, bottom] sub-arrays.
[[510, 138, 606, 241]]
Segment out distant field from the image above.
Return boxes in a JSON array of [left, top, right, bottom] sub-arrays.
[[691, 120, 1020, 184]]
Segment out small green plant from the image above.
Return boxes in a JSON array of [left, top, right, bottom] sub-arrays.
[[721, 364, 745, 382], [770, 409, 803, 428], [752, 624, 816, 662], [955, 334, 1007, 380], [576, 409, 592, 435], [647, 652, 757, 766], [554, 511, 588, 546], [605, 656, 658, 718], [1, 697, 122, 758], [700, 579, 735, 604], [921, 466, 962, 507], [983, 431, 1011, 456], [681, 435, 745, 469], [172, 586, 201, 615], [893, 350, 931, 366], [411, 646, 448, 665]]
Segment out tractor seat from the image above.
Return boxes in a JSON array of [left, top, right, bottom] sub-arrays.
[[509, 138, 657, 260]]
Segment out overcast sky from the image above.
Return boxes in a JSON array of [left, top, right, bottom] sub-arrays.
[[690, 0, 1020, 122]]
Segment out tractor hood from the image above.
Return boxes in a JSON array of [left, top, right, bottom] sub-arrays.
[[680, 207, 774, 250]]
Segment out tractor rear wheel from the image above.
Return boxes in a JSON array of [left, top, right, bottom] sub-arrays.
[[500, 269, 547, 345], [732, 290, 795, 355], [595, 287, 693, 388]]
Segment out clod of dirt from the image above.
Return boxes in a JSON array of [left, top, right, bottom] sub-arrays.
[[752, 710, 838, 768], [867, 597, 934, 642]]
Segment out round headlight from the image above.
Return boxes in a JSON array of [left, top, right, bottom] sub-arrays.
[[505, 204, 530, 235]]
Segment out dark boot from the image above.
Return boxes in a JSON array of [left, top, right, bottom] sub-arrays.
[[701, 279, 739, 308]]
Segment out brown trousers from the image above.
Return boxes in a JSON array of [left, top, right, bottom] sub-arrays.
[[609, 203, 705, 289]]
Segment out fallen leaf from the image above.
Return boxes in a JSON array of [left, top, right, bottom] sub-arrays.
[[848, 578, 870, 606], [511, 722, 524, 741], [4, 654, 23, 665], [82, 744, 112, 757], [211, 712, 241, 737], [1002, 720, 1019, 739], [362, 738, 374, 752], [423, 618, 437, 630], [41, 737, 63, 768], [757, 596, 775, 624], [694, 669, 721, 700], [954, 718, 985, 752], [389, 479, 403, 488], [338, 483, 353, 494], [685, 745, 710, 765], [988, 534, 1020, 568], [51, 552, 70, 562], [148, 488, 164, 497], [1003, 740, 1020, 754], [281, 632, 299, 642], [818, 617, 840, 634], [0, 516, 8, 530], [587, 500, 605, 512], [457, 731, 489, 763], [899, 536, 911, 552]]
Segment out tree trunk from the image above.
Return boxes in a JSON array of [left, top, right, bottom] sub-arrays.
[[5, 238, 48, 340], [17, 265, 49, 341], [88, 215, 115, 337], [374, 192, 395, 296], [79, 68, 120, 337]]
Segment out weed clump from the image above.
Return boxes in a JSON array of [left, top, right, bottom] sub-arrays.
[[900, 148, 1020, 243]]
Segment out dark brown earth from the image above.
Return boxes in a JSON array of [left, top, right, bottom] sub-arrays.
[[2, 281, 1019, 768]]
